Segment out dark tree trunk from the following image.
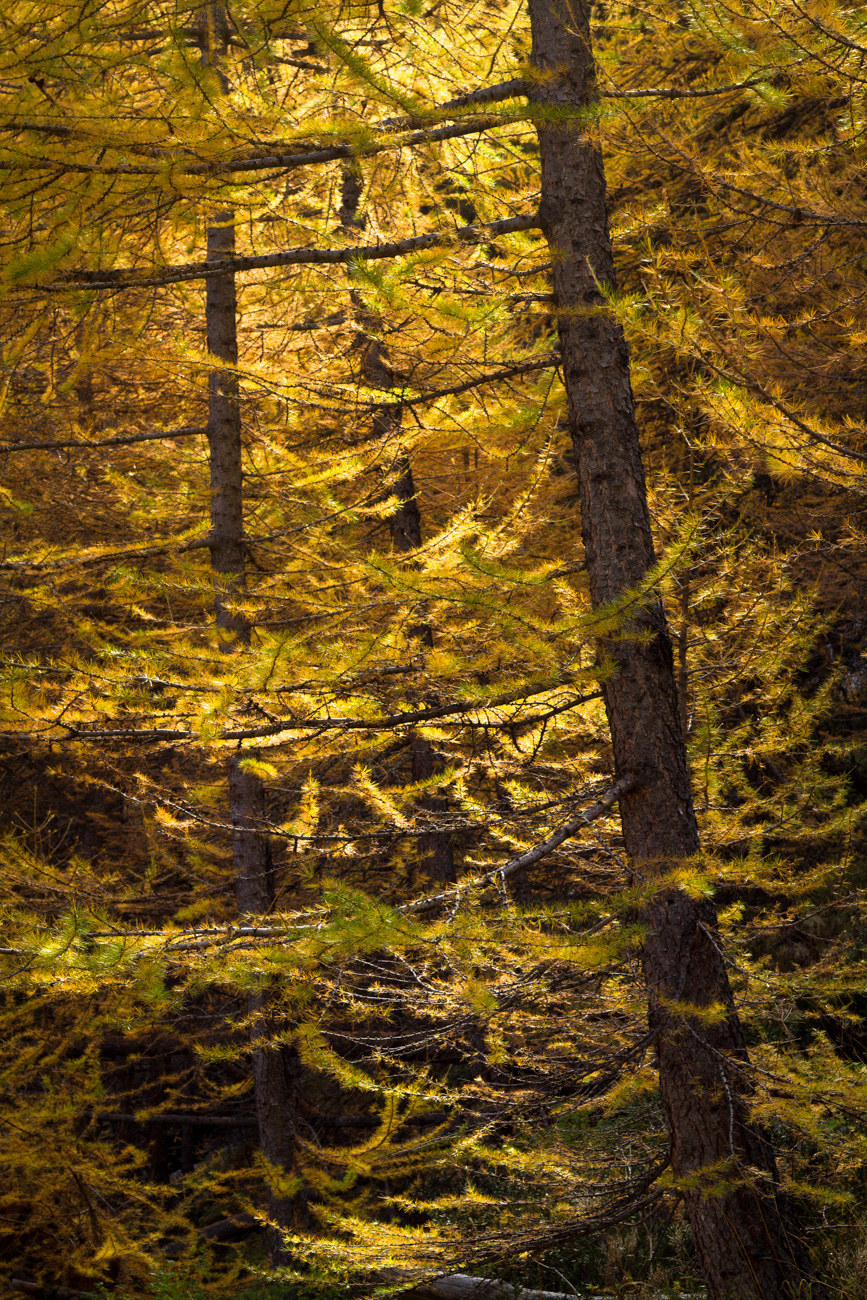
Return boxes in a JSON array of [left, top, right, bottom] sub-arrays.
[[205, 210, 245, 637], [385, 439, 454, 885], [200, 3, 298, 1258], [340, 167, 456, 886], [526, 1, 809, 1294], [230, 761, 301, 1254], [387, 448, 424, 555], [409, 731, 456, 885]]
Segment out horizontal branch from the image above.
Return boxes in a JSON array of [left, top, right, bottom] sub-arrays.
[[51, 215, 540, 292], [100, 1111, 257, 1127], [605, 75, 772, 99], [0, 361, 557, 458], [98, 1108, 449, 1129], [57, 782, 629, 952], [16, 115, 515, 179], [0, 532, 213, 573], [0, 425, 207, 455], [657, 127, 867, 230], [51, 685, 602, 744], [434, 79, 532, 111], [179, 117, 509, 176], [696, 348, 867, 463], [3, 75, 773, 179], [423, 73, 774, 108]]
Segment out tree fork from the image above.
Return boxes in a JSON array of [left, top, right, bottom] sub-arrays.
[[525, 0, 810, 1294]]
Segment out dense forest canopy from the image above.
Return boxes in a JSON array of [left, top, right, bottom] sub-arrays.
[[2, 1, 867, 1297]]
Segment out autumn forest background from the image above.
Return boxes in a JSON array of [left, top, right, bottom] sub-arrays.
[[2, 2, 867, 1297]]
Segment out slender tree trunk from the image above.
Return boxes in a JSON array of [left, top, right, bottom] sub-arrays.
[[340, 168, 456, 886], [229, 764, 300, 1257], [200, 2, 298, 1259], [381, 415, 455, 885], [526, 2, 809, 1294], [205, 209, 246, 639]]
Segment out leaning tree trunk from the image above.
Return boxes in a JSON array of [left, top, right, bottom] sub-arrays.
[[200, 2, 299, 1259], [340, 168, 456, 887], [525, 1, 809, 1295]]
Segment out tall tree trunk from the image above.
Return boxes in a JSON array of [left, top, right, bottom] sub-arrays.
[[525, 2, 809, 1294], [200, 2, 298, 1259], [205, 207, 246, 640], [340, 168, 456, 887]]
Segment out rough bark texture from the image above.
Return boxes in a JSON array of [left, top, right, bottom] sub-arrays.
[[526, 2, 809, 1294], [205, 210, 246, 638], [388, 449, 425, 554], [340, 168, 455, 886], [200, 4, 298, 1258]]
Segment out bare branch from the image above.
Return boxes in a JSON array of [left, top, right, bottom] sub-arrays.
[[0, 425, 207, 455], [605, 76, 772, 99], [50, 215, 540, 292], [14, 116, 518, 179], [45, 685, 603, 744], [405, 775, 635, 916], [436, 79, 532, 110]]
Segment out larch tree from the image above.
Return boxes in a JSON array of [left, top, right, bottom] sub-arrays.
[[527, 0, 807, 1294], [198, 2, 301, 1256], [1, 2, 867, 1298]]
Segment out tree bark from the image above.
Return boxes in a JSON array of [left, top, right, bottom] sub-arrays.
[[340, 167, 456, 887], [200, 3, 298, 1259], [205, 209, 246, 640], [526, 2, 809, 1295]]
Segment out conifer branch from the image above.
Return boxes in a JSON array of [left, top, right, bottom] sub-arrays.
[[0, 425, 208, 454], [399, 355, 559, 405], [51, 216, 541, 292], [604, 76, 775, 99], [0, 362, 560, 459], [99, 1111, 258, 1128], [45, 684, 602, 742], [418, 73, 777, 110], [18, 116, 518, 179], [95, 774, 617, 853], [390, 72, 776, 116], [98, 1109, 448, 1129], [309, 356, 559, 409], [433, 79, 534, 110], [0, 533, 214, 572], [656, 128, 867, 228], [383, 1162, 666, 1281], [73, 779, 632, 949], [696, 350, 867, 463], [404, 776, 635, 916]]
